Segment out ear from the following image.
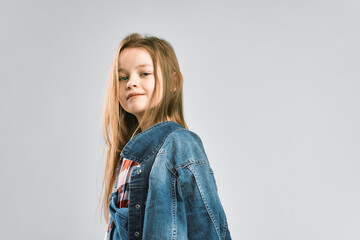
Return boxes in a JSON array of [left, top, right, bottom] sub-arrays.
[[171, 72, 182, 93]]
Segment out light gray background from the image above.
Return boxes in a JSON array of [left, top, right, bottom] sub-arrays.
[[0, 0, 359, 239]]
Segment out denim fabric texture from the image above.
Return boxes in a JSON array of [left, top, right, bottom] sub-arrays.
[[108, 121, 231, 240], [109, 191, 129, 239]]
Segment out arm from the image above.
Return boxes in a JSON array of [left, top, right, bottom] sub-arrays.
[[176, 156, 231, 240], [143, 129, 231, 240]]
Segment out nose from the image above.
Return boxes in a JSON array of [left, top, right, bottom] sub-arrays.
[[126, 74, 139, 88]]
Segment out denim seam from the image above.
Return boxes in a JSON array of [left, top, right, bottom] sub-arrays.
[[221, 218, 228, 240], [123, 121, 172, 150], [163, 150, 178, 176], [171, 176, 177, 240], [141, 127, 183, 164], [166, 160, 177, 176], [188, 164, 221, 239], [175, 158, 207, 170], [127, 165, 137, 239], [122, 123, 183, 163]]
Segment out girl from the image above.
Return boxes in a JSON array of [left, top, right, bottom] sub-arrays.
[[100, 33, 231, 240]]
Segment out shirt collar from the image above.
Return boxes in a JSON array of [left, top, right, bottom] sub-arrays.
[[120, 121, 184, 164]]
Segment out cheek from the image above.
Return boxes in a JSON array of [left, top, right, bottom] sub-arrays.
[[150, 82, 163, 104], [154, 77, 164, 100], [118, 97, 128, 111], [117, 85, 126, 106], [145, 78, 156, 96]]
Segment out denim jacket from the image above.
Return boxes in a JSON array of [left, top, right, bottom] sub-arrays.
[[107, 121, 231, 240]]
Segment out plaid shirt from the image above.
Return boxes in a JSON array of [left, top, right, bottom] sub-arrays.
[[116, 158, 138, 207], [105, 158, 138, 239]]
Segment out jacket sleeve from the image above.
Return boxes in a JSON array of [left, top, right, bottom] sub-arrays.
[[176, 134, 231, 240], [142, 130, 231, 240]]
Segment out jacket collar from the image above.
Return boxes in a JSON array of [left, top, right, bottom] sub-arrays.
[[120, 121, 184, 164]]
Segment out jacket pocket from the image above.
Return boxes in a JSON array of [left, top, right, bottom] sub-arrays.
[[114, 207, 128, 239], [109, 191, 129, 240]]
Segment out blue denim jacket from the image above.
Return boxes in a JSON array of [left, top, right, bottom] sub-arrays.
[[107, 121, 231, 240]]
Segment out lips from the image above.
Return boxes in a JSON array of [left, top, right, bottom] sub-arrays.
[[127, 93, 145, 99]]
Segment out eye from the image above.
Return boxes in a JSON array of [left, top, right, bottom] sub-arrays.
[[118, 76, 128, 81], [140, 72, 150, 77]]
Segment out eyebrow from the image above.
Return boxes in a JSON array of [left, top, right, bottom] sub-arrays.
[[118, 64, 153, 72]]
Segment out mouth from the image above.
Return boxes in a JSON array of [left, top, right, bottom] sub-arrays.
[[128, 94, 144, 100]]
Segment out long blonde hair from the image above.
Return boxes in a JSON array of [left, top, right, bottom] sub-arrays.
[[99, 33, 188, 221]]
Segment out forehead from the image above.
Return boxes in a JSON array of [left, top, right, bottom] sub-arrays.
[[118, 47, 153, 70]]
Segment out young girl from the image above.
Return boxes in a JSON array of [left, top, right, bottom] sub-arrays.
[[100, 33, 231, 240]]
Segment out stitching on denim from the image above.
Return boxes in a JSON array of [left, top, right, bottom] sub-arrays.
[[166, 161, 177, 176], [188, 164, 221, 239], [171, 176, 177, 240], [162, 149, 177, 176], [122, 122, 182, 163], [175, 158, 207, 170], [157, 148, 166, 156], [221, 218, 228, 240], [124, 121, 172, 149], [127, 166, 135, 239]]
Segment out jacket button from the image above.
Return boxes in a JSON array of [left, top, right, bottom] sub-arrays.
[[136, 169, 142, 175], [135, 204, 140, 209], [134, 231, 140, 237]]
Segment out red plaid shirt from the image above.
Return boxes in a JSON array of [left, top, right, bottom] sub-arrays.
[[105, 158, 138, 239], [115, 158, 138, 208]]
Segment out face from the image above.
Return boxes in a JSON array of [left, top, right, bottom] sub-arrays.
[[117, 47, 163, 121]]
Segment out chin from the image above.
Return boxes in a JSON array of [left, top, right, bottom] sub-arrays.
[[128, 108, 146, 116]]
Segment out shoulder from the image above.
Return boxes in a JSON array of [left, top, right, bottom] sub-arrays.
[[170, 127, 202, 141], [161, 128, 208, 167], [166, 128, 205, 150]]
